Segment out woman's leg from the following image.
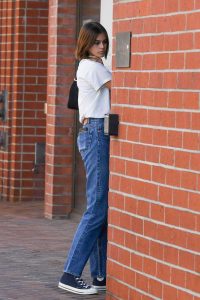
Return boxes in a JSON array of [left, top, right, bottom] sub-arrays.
[[89, 223, 107, 278], [63, 120, 110, 277]]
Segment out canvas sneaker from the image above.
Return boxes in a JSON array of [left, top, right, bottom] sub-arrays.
[[58, 272, 98, 295], [92, 276, 106, 291]]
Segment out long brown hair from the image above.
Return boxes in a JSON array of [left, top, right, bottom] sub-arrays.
[[75, 21, 109, 60]]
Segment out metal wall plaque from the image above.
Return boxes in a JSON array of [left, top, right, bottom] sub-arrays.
[[116, 32, 131, 68], [0, 131, 8, 150], [0, 90, 8, 121], [35, 142, 45, 165]]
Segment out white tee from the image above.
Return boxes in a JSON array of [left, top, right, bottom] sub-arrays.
[[77, 59, 112, 123]]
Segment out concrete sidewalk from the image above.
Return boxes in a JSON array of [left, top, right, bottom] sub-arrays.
[[0, 201, 106, 300]]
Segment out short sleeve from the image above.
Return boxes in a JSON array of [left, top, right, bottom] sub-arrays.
[[79, 61, 112, 91]]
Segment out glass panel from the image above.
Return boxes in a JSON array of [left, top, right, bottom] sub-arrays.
[[80, 0, 100, 24]]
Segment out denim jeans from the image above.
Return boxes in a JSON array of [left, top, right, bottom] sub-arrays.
[[64, 118, 110, 278]]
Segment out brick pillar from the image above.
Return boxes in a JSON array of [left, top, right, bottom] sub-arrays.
[[0, 0, 48, 202], [44, 0, 77, 219]]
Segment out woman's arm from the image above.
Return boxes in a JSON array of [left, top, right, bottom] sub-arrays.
[[104, 80, 111, 90]]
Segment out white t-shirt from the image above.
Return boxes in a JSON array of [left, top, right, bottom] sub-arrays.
[[77, 59, 112, 123]]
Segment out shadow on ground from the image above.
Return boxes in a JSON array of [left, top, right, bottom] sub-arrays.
[[0, 201, 106, 300]]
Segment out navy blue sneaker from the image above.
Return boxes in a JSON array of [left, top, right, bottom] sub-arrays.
[[92, 276, 106, 291], [58, 273, 98, 295]]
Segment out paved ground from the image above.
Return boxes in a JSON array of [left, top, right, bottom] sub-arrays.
[[0, 201, 106, 300]]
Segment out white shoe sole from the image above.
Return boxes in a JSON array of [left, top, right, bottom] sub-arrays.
[[92, 285, 106, 291], [58, 282, 98, 295]]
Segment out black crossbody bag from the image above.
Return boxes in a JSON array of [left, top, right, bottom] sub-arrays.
[[67, 78, 79, 110]]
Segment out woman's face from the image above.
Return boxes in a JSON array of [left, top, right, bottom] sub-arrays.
[[88, 33, 108, 58]]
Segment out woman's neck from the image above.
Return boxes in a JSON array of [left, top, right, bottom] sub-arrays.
[[88, 55, 103, 64]]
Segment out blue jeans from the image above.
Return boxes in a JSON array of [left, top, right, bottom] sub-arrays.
[[64, 118, 110, 278]]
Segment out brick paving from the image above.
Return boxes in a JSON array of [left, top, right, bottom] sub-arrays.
[[0, 201, 106, 300]]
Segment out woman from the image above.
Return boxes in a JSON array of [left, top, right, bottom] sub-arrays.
[[58, 21, 112, 295]]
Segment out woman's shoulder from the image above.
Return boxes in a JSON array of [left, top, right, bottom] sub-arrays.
[[79, 59, 93, 65], [79, 59, 101, 67], [78, 59, 93, 70], [78, 59, 105, 74]]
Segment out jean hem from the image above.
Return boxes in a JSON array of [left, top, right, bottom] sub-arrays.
[[63, 270, 82, 277]]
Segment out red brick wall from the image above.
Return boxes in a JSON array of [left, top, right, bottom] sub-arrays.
[[107, 0, 200, 299], [0, 0, 48, 202], [44, 0, 77, 218]]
